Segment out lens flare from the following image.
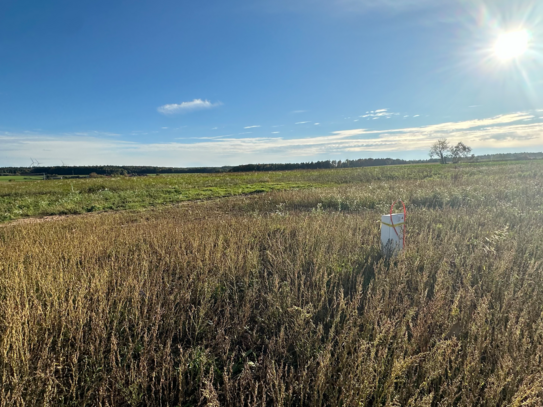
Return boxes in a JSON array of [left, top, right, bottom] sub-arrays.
[[494, 30, 529, 60]]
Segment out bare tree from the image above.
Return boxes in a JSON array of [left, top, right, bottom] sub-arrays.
[[429, 139, 451, 164], [450, 142, 472, 163]]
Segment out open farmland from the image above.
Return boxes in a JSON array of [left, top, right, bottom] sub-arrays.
[[0, 175, 45, 183], [0, 171, 327, 222], [1, 161, 543, 406]]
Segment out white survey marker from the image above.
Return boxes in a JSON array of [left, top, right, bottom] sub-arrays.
[[381, 213, 405, 255]]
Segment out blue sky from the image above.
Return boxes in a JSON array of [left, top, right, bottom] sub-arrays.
[[1, 0, 543, 166]]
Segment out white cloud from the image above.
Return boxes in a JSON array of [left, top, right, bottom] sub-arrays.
[[161, 127, 169, 130], [295, 121, 310, 124], [187, 135, 229, 140], [272, 131, 280, 134], [291, 110, 308, 114], [314, 123, 320, 125], [360, 108, 399, 119], [157, 99, 221, 115], [68, 131, 121, 137], [413, 115, 420, 117], [244, 125, 261, 129], [2, 112, 541, 166]]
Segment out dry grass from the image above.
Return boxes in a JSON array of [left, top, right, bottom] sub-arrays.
[[1, 162, 543, 406]]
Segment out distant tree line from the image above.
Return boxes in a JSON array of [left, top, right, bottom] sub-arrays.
[[229, 158, 434, 172], [429, 139, 543, 165], [0, 165, 232, 176], [475, 152, 543, 161], [1, 152, 542, 177], [225, 152, 543, 172]]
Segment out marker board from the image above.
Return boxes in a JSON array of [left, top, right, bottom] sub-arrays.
[[381, 213, 404, 256]]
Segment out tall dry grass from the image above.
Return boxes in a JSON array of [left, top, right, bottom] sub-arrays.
[[1, 162, 543, 406]]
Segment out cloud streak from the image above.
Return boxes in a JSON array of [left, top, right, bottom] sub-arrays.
[[157, 99, 221, 115], [2, 112, 542, 166], [360, 108, 398, 119]]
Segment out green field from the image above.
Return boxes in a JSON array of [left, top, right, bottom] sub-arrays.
[[0, 175, 45, 182], [2, 161, 543, 405], [0, 165, 446, 222]]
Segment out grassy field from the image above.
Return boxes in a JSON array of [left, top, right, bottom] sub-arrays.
[[0, 166, 443, 222], [1, 161, 543, 406], [0, 175, 45, 182]]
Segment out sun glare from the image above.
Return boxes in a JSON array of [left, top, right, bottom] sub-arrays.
[[494, 30, 529, 60]]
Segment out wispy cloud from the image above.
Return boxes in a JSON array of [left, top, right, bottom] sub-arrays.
[[157, 99, 221, 115], [67, 131, 121, 137], [244, 125, 261, 129], [2, 113, 541, 166], [187, 135, 229, 140], [291, 110, 308, 114], [295, 121, 310, 124], [360, 108, 399, 119]]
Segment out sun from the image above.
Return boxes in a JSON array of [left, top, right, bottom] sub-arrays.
[[494, 30, 530, 61]]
